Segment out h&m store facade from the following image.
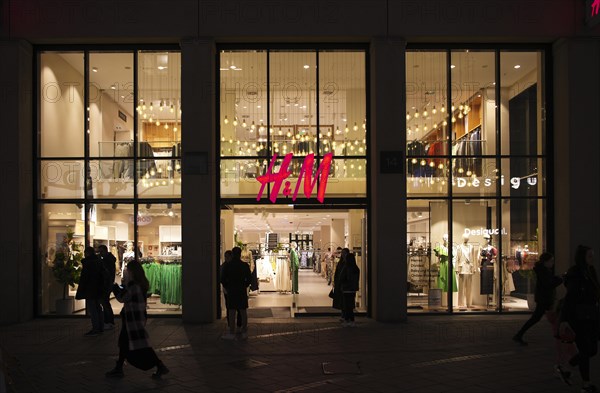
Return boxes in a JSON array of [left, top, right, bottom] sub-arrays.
[[1, 0, 599, 324]]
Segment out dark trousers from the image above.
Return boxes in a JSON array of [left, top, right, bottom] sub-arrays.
[[101, 293, 115, 325], [342, 292, 356, 322], [515, 302, 547, 338], [86, 298, 104, 332], [570, 321, 599, 381], [224, 294, 242, 328]]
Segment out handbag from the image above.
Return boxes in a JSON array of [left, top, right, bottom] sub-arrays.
[[328, 289, 335, 299], [126, 347, 159, 371]]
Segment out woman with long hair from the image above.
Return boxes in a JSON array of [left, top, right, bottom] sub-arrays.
[[560, 245, 600, 393], [105, 260, 169, 378]]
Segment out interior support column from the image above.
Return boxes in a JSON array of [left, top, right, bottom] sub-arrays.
[[369, 38, 407, 322], [180, 38, 218, 323]]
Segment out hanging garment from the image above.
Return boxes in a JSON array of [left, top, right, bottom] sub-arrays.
[[479, 245, 497, 295], [290, 250, 299, 293], [275, 257, 291, 291]]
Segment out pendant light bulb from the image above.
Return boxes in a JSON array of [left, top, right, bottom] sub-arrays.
[[432, 106, 437, 114], [441, 104, 446, 113], [414, 109, 420, 118], [353, 122, 358, 131], [345, 124, 349, 133], [406, 112, 411, 121], [150, 102, 154, 111], [233, 117, 238, 126], [242, 119, 247, 128], [223, 115, 229, 125], [251, 121, 256, 130], [458, 112, 463, 119], [451, 103, 456, 111], [423, 108, 428, 117], [170, 104, 174, 113]]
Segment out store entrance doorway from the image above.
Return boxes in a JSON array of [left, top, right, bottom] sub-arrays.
[[219, 205, 367, 318]]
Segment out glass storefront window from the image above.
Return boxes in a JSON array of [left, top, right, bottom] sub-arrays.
[[219, 49, 367, 200], [406, 48, 547, 313], [38, 49, 182, 316], [40, 52, 85, 158]]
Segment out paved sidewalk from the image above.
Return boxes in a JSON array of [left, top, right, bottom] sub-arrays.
[[0, 315, 596, 392]]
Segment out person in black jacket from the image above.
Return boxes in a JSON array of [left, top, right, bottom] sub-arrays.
[[340, 253, 360, 327], [560, 245, 600, 393], [332, 248, 349, 319], [220, 247, 252, 340], [513, 252, 563, 345], [76, 246, 105, 336], [98, 245, 116, 329]]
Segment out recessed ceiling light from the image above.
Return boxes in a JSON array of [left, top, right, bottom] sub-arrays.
[[157, 66, 167, 70], [229, 65, 236, 69], [92, 67, 98, 72], [450, 64, 456, 69], [219, 68, 229, 71], [514, 64, 521, 69], [110, 85, 116, 90], [303, 65, 309, 69]]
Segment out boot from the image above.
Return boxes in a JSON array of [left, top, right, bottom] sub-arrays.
[[152, 361, 169, 378], [105, 362, 124, 378]]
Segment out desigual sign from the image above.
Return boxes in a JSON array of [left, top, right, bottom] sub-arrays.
[[256, 152, 333, 203], [455, 175, 537, 189], [464, 227, 507, 236]]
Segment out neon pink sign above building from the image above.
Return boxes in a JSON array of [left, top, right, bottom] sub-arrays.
[[593, 0, 600, 16], [256, 153, 333, 203]]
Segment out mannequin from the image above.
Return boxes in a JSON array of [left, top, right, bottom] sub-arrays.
[[456, 233, 477, 307], [479, 234, 497, 295], [123, 242, 135, 261], [434, 234, 457, 293], [290, 242, 300, 294]]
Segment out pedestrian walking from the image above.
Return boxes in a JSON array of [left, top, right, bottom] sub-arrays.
[[105, 260, 169, 378], [97, 245, 116, 330], [560, 245, 600, 393], [332, 247, 349, 320], [513, 252, 563, 345], [339, 253, 360, 327], [75, 246, 104, 336], [220, 247, 252, 340], [221, 250, 242, 330]]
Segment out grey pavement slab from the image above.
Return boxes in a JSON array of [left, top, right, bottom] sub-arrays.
[[0, 315, 596, 392]]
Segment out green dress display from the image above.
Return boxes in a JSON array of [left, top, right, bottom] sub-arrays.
[[434, 245, 457, 293], [290, 249, 299, 294]]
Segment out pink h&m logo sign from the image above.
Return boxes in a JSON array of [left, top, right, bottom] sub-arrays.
[[256, 153, 333, 203], [593, 0, 600, 16]]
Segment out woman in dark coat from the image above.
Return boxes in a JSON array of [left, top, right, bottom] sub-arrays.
[[332, 248, 349, 314], [339, 253, 360, 327], [560, 245, 600, 393], [76, 246, 104, 336], [513, 252, 563, 345]]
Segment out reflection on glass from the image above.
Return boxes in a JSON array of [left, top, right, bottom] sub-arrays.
[[220, 159, 266, 198], [319, 51, 367, 157], [500, 158, 545, 197], [406, 51, 447, 151], [89, 159, 134, 198], [40, 52, 85, 157], [136, 159, 182, 198], [39, 203, 85, 315], [501, 51, 544, 156], [220, 50, 267, 157], [450, 51, 496, 156], [89, 53, 134, 157], [137, 52, 182, 157], [39, 160, 85, 199], [406, 158, 449, 196]]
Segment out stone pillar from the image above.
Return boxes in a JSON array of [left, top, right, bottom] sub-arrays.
[[0, 40, 33, 325], [180, 38, 218, 323], [553, 39, 600, 276], [370, 38, 407, 322]]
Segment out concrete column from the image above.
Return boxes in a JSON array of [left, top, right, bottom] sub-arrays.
[[370, 38, 407, 322], [553, 39, 600, 276], [181, 38, 218, 323], [0, 40, 33, 325], [330, 219, 345, 249]]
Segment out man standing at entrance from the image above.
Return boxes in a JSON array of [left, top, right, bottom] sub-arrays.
[[98, 245, 116, 329], [290, 242, 300, 294], [220, 247, 252, 340]]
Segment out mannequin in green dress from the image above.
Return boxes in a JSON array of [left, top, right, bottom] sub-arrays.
[[290, 242, 299, 294], [434, 234, 457, 293]]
